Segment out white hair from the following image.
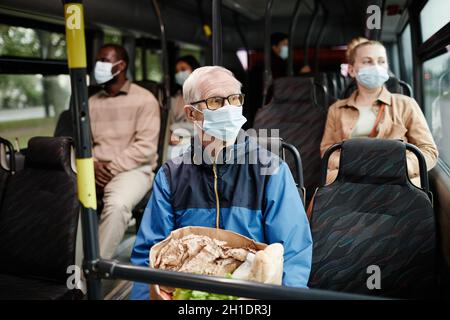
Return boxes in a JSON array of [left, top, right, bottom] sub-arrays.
[[182, 66, 242, 104]]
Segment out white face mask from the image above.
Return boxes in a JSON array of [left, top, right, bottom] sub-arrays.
[[355, 65, 389, 89], [192, 104, 247, 142], [175, 70, 191, 86], [279, 45, 288, 60], [94, 60, 122, 84]]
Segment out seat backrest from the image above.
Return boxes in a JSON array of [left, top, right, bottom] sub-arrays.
[[253, 76, 335, 200], [0, 137, 15, 209], [308, 139, 436, 298], [135, 80, 165, 106], [0, 137, 79, 284]]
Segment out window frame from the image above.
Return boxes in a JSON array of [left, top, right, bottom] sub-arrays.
[[408, 0, 450, 170], [0, 15, 95, 76]]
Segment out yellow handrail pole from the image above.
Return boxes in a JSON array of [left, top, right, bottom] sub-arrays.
[[62, 0, 102, 299]]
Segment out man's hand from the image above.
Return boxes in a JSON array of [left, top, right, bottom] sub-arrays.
[[169, 131, 181, 145], [94, 161, 114, 188]]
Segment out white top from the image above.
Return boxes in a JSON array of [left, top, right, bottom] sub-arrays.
[[351, 105, 377, 138]]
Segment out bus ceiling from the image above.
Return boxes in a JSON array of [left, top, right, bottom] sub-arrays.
[[0, 0, 412, 52]]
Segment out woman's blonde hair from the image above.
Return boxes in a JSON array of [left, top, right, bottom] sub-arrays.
[[347, 40, 386, 65], [345, 37, 369, 62]]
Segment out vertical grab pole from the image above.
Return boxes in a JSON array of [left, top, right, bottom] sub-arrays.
[[262, 0, 274, 105], [314, 3, 328, 73], [287, 0, 304, 76], [62, 0, 102, 300], [212, 0, 223, 66], [151, 0, 171, 168], [303, 1, 320, 70]]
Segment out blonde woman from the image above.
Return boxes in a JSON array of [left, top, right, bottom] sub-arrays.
[[321, 41, 438, 186]]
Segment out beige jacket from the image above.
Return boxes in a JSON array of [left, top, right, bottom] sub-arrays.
[[320, 87, 438, 185]]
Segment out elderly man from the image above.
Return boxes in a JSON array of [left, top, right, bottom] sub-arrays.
[[89, 44, 160, 259], [130, 66, 312, 299]]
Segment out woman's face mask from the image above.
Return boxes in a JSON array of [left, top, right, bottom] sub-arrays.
[[175, 70, 191, 86], [94, 60, 122, 84], [279, 45, 288, 60], [355, 65, 389, 89]]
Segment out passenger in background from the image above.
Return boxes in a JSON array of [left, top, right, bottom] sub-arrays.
[[166, 55, 201, 160], [246, 32, 289, 128], [320, 40, 438, 186], [89, 44, 160, 259], [130, 66, 312, 299], [270, 32, 289, 79]]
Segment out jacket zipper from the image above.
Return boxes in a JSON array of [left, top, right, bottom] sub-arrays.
[[212, 161, 220, 229]]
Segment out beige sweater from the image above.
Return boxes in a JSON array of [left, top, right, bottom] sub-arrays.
[[89, 81, 160, 175]]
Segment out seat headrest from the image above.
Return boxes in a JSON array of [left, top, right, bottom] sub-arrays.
[[25, 136, 73, 171], [272, 77, 314, 104], [337, 139, 407, 185]]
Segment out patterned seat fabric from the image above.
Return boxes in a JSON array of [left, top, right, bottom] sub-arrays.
[[253, 76, 335, 200], [308, 139, 437, 298], [0, 274, 83, 300], [0, 137, 82, 300]]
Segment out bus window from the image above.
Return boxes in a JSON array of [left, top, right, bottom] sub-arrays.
[[103, 32, 122, 45], [134, 46, 143, 81], [178, 43, 203, 65], [0, 24, 66, 60], [400, 24, 414, 88], [423, 51, 450, 167], [0, 24, 70, 148], [146, 49, 162, 82], [0, 74, 71, 149], [420, 0, 450, 42]]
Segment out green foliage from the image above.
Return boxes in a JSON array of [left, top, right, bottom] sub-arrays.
[[173, 288, 239, 300], [0, 24, 70, 147], [172, 273, 239, 300]]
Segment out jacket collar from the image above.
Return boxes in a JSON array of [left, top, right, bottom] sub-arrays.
[[189, 130, 254, 167], [99, 80, 131, 97], [340, 86, 392, 109]]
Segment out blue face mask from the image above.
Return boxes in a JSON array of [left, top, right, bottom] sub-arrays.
[[192, 105, 247, 142], [356, 65, 389, 89], [175, 70, 191, 86], [279, 45, 288, 60]]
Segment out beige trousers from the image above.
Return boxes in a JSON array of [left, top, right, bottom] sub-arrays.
[[99, 165, 154, 259]]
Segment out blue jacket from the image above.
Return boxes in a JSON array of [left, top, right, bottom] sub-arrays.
[[130, 134, 312, 299]]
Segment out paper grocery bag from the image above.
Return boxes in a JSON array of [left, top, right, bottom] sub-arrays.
[[149, 226, 268, 300]]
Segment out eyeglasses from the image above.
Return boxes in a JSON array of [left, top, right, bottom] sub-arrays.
[[190, 93, 245, 110]]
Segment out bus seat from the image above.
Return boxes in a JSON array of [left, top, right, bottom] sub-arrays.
[[253, 76, 334, 201], [326, 72, 339, 99], [255, 136, 306, 205], [54, 109, 74, 138], [0, 137, 82, 300], [308, 139, 436, 298], [135, 80, 165, 106], [0, 138, 15, 209]]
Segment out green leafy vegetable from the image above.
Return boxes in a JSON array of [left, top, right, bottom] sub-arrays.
[[172, 273, 239, 300]]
